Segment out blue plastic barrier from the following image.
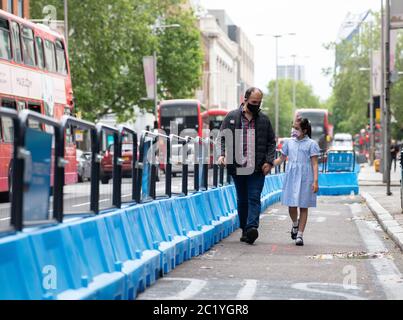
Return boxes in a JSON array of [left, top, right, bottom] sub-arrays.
[[182, 193, 215, 251], [142, 202, 176, 275], [123, 205, 161, 287], [66, 217, 127, 300], [318, 172, 359, 195], [0, 234, 44, 299], [0, 174, 290, 300], [173, 196, 205, 257], [326, 152, 355, 172], [102, 211, 146, 299], [190, 192, 225, 244], [157, 198, 190, 265]]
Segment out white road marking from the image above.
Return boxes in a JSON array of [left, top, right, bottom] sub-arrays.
[[72, 198, 110, 208], [292, 282, 365, 300], [236, 279, 258, 300], [154, 278, 207, 300], [0, 217, 11, 221], [349, 203, 403, 299]]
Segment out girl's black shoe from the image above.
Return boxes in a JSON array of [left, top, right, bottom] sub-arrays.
[[291, 226, 298, 240], [296, 236, 304, 246]]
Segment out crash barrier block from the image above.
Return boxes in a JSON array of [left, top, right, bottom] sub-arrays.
[[192, 191, 226, 244], [209, 187, 236, 237], [261, 174, 284, 211], [318, 172, 359, 196], [0, 174, 289, 300], [0, 234, 44, 300], [179, 193, 215, 252], [142, 202, 176, 275], [66, 217, 128, 300], [172, 196, 205, 258], [102, 212, 146, 299], [124, 205, 162, 287], [156, 198, 190, 265], [326, 152, 355, 172]]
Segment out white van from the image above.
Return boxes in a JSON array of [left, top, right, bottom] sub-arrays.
[[331, 133, 353, 151]]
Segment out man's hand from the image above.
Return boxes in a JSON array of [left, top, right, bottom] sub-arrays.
[[312, 181, 319, 194], [262, 163, 272, 175], [218, 156, 226, 166]]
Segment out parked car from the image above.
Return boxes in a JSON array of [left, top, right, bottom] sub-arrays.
[[331, 133, 354, 151], [171, 143, 195, 177], [100, 143, 134, 184], [76, 149, 92, 182]]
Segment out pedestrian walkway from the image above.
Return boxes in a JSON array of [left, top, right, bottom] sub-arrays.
[[137, 196, 403, 300], [359, 163, 403, 251]]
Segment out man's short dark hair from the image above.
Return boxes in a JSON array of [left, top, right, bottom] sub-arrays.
[[244, 87, 263, 100]]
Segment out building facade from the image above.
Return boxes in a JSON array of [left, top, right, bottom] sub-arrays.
[[278, 65, 306, 82], [198, 9, 254, 110], [0, 0, 29, 18], [199, 13, 239, 110]]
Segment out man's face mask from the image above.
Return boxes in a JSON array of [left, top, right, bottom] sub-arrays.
[[247, 102, 261, 115]]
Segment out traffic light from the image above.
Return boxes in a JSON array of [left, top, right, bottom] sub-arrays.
[[367, 96, 381, 121]]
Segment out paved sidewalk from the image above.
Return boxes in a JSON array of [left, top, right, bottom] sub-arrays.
[[359, 163, 403, 251]]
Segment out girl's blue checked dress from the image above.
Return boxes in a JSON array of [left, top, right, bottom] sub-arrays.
[[280, 136, 321, 208]]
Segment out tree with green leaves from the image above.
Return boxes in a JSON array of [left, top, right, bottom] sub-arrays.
[[324, 14, 403, 140], [30, 0, 204, 122], [262, 79, 321, 138]]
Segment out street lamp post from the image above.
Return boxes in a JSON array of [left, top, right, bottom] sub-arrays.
[[256, 33, 296, 138], [274, 35, 281, 138], [64, 0, 68, 49]]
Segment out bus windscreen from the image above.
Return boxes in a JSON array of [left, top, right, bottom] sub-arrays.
[[160, 104, 199, 137]]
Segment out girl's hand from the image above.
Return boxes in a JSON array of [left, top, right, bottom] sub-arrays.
[[312, 181, 319, 194]]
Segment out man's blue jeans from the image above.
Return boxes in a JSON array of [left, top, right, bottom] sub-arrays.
[[232, 171, 265, 232]]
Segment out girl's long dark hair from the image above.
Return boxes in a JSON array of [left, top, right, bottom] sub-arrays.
[[300, 118, 312, 138]]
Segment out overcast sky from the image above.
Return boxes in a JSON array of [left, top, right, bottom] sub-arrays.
[[198, 0, 381, 101]]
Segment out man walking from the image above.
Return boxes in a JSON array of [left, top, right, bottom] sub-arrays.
[[218, 87, 276, 244]]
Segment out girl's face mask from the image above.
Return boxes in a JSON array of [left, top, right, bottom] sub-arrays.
[[291, 128, 302, 138]]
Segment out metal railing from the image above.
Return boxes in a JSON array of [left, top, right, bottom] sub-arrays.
[[0, 106, 289, 236]]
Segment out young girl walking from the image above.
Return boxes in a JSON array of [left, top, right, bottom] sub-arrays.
[[273, 118, 320, 246]]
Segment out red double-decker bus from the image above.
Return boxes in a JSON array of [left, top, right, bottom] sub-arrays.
[[0, 9, 76, 194], [201, 108, 229, 134], [158, 99, 205, 138]]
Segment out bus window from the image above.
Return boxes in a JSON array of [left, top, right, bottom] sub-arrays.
[[44, 40, 56, 72], [27, 103, 42, 130], [22, 27, 35, 66], [55, 40, 67, 75], [0, 18, 12, 60], [1, 99, 16, 109], [11, 21, 22, 63], [35, 37, 45, 69], [1, 116, 13, 143]]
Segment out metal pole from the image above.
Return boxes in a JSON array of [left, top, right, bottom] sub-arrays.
[[385, 0, 392, 196], [369, 21, 375, 166], [275, 35, 280, 138], [153, 50, 158, 129], [381, 0, 386, 181], [64, 0, 68, 49]]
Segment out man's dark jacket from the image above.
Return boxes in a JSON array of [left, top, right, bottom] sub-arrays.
[[219, 107, 276, 176]]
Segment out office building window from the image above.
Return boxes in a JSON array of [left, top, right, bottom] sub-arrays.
[[18, 0, 23, 17], [7, 0, 13, 13]]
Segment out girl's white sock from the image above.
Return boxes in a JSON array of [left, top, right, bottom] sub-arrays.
[[292, 220, 299, 228], [297, 231, 303, 238]]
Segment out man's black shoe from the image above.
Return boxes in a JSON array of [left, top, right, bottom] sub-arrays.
[[245, 228, 258, 245], [240, 230, 248, 242]]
